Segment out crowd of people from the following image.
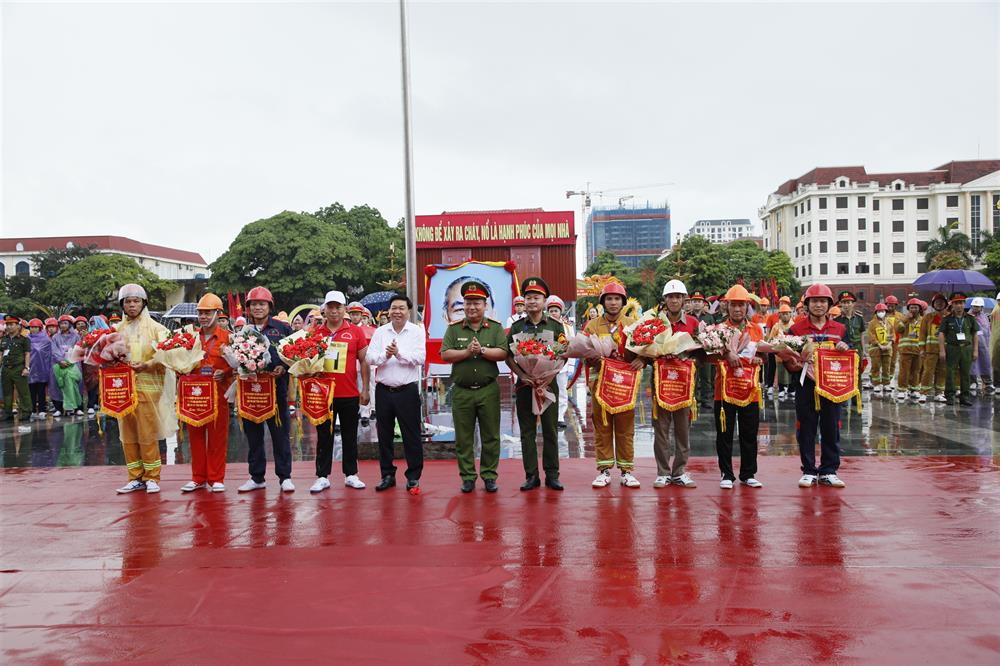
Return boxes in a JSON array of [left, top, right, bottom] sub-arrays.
[[1, 275, 997, 496]]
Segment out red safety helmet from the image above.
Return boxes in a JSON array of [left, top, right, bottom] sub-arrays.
[[246, 286, 273, 306], [74, 316, 87, 324], [58, 314, 74, 324], [599, 282, 627, 304], [28, 318, 43, 328], [44, 317, 58, 327], [906, 298, 923, 309], [802, 283, 835, 305], [885, 295, 899, 305], [874, 303, 887, 312]]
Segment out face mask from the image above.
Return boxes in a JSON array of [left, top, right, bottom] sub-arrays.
[[877, 311, 886, 319]]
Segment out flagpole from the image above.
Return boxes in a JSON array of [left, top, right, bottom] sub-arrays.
[[399, 0, 418, 324]]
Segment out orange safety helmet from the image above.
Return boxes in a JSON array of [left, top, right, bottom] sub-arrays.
[[829, 306, 842, 318], [599, 282, 627, 304], [779, 295, 792, 304], [246, 286, 274, 306], [723, 284, 753, 302], [196, 293, 224, 312], [778, 303, 792, 313], [759, 297, 770, 307]]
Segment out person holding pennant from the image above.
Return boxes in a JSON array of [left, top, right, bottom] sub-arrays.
[[645, 280, 700, 489], [114, 284, 175, 494], [712, 284, 767, 489], [508, 277, 566, 492], [440, 280, 509, 493], [365, 294, 426, 495], [584, 282, 642, 489], [788, 283, 852, 489], [309, 290, 371, 493], [178, 294, 233, 493], [231, 287, 295, 493]]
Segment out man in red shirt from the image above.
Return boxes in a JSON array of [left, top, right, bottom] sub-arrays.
[[309, 290, 371, 493], [788, 283, 851, 489], [713, 284, 766, 489]]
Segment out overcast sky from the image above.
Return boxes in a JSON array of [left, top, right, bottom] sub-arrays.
[[3, 1, 998, 267]]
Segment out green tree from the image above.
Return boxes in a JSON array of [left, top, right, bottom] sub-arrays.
[[43, 254, 173, 311], [762, 250, 800, 297], [924, 224, 973, 269], [0, 276, 47, 318], [657, 235, 729, 297], [312, 203, 406, 295], [210, 210, 362, 308], [31, 244, 98, 279]]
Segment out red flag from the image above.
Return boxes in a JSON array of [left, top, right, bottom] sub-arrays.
[[771, 277, 779, 301], [236, 294, 244, 317], [227, 292, 237, 318], [737, 276, 744, 286]]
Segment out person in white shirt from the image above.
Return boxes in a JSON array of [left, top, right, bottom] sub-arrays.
[[505, 295, 527, 330], [365, 294, 427, 495], [545, 295, 574, 428]]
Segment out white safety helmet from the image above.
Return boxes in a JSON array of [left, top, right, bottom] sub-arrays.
[[662, 279, 688, 297], [545, 295, 565, 311], [118, 283, 147, 303], [970, 297, 985, 308]]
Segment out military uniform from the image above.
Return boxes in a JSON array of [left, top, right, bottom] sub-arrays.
[[508, 277, 564, 487], [441, 282, 509, 485], [1, 319, 31, 417], [939, 310, 978, 404]]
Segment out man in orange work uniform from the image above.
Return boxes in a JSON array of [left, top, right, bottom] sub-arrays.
[[181, 294, 233, 493]]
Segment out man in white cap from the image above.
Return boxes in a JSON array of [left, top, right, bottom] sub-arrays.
[[310, 289, 371, 493], [969, 297, 994, 395], [545, 294, 574, 428], [651, 280, 700, 489], [114, 283, 173, 494]]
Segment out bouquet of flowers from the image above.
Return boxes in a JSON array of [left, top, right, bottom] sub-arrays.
[[151, 328, 204, 375], [511, 333, 567, 415], [277, 329, 329, 377], [66, 329, 130, 367], [695, 322, 741, 356], [625, 312, 701, 358], [222, 328, 271, 379], [560, 332, 618, 361]]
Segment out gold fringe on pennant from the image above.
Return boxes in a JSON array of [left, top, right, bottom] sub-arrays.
[[236, 378, 278, 424], [719, 363, 761, 408], [652, 359, 697, 414], [175, 378, 218, 428], [98, 367, 139, 420], [812, 349, 862, 411], [594, 359, 641, 420]]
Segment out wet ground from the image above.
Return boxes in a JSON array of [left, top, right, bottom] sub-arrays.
[[2, 379, 999, 663], [2, 379, 998, 471]]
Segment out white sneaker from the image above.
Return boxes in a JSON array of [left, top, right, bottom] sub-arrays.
[[620, 472, 640, 488], [909, 391, 921, 401], [798, 474, 818, 487], [719, 479, 734, 489], [918, 394, 927, 404], [653, 475, 671, 488], [180, 481, 206, 493], [741, 478, 763, 488], [87, 408, 95, 415], [935, 393, 946, 403], [673, 473, 697, 488], [895, 392, 907, 402], [819, 474, 846, 488], [767, 387, 774, 396], [116, 480, 145, 494], [210, 482, 225, 493], [74, 409, 84, 416], [873, 386, 883, 396], [281, 479, 295, 492], [344, 475, 366, 490], [592, 470, 612, 487], [310, 477, 331, 493], [145, 480, 161, 494], [778, 390, 788, 400], [237, 479, 267, 493], [52, 411, 61, 417]]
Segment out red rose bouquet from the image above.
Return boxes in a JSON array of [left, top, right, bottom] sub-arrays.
[[511, 333, 567, 415], [152, 328, 204, 374], [277, 330, 329, 377], [66, 329, 130, 367], [625, 312, 700, 358]]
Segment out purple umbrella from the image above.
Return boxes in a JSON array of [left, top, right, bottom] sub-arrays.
[[912, 269, 995, 293]]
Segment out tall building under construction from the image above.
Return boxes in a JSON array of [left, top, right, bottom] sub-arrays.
[[586, 201, 671, 268]]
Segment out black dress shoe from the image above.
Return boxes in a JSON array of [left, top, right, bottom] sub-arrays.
[[406, 479, 420, 495], [520, 475, 541, 491], [360, 417, 370, 428], [557, 420, 567, 429], [944, 398, 954, 405], [461, 480, 475, 493], [484, 479, 498, 493], [959, 399, 973, 406], [375, 476, 396, 492], [545, 477, 564, 491]]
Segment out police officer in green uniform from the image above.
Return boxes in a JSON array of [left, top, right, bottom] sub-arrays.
[[440, 280, 510, 493], [938, 293, 979, 406], [508, 277, 565, 492], [1, 314, 31, 421]]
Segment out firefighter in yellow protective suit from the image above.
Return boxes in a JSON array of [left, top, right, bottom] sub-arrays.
[[867, 303, 894, 397]]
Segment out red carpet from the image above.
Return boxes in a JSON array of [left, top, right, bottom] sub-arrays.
[[2, 456, 999, 663]]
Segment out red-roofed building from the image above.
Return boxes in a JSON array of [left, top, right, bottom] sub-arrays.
[[0, 235, 210, 305], [759, 160, 1000, 304]]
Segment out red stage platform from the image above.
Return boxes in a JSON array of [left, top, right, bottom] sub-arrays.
[[2, 456, 999, 663]]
